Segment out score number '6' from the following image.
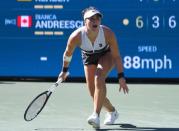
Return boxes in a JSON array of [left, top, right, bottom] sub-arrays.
[[136, 16, 176, 29]]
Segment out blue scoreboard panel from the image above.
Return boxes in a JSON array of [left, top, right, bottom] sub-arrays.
[[0, 0, 178, 79]]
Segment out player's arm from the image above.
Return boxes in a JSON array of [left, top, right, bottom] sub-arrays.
[[104, 26, 123, 75], [104, 26, 129, 94], [59, 30, 81, 79]]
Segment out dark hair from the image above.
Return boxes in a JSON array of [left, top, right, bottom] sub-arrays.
[[81, 6, 99, 18]]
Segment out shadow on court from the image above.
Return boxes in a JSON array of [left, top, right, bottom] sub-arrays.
[[0, 81, 16, 84], [35, 124, 179, 131], [95, 123, 179, 131]]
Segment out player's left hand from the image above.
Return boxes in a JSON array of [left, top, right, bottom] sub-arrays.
[[119, 78, 129, 94]]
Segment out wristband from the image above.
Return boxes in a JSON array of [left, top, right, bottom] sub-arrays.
[[117, 72, 125, 79], [62, 67, 68, 72], [63, 55, 72, 62]]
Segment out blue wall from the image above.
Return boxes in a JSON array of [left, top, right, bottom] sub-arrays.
[[0, 0, 179, 78]]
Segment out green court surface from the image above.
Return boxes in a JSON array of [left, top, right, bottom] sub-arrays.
[[0, 81, 179, 131]]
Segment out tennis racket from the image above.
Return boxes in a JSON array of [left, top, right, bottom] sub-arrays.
[[24, 72, 69, 121]]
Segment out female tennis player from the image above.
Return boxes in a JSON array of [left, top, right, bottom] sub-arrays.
[[58, 6, 129, 128]]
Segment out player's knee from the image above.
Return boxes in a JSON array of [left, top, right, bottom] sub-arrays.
[[95, 74, 105, 89]]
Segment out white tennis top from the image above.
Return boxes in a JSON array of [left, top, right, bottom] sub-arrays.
[[79, 25, 109, 54]]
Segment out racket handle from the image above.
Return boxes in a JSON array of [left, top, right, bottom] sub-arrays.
[[48, 72, 70, 92], [56, 72, 70, 85]]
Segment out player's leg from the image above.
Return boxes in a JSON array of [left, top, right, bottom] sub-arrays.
[[93, 52, 115, 114], [103, 97, 115, 112], [84, 64, 101, 128], [84, 63, 114, 128], [84, 64, 114, 111], [94, 52, 119, 125], [84, 64, 96, 99]]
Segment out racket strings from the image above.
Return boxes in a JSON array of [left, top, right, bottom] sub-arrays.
[[25, 93, 47, 121]]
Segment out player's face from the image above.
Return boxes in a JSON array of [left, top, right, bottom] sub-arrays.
[[85, 14, 101, 32]]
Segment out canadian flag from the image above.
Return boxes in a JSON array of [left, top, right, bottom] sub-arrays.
[[17, 16, 32, 28]]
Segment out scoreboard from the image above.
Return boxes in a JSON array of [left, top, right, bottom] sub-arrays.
[[0, 0, 179, 79]]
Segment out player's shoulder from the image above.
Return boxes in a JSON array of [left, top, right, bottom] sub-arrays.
[[70, 26, 84, 38], [68, 26, 84, 44], [101, 25, 115, 37], [69, 26, 84, 39]]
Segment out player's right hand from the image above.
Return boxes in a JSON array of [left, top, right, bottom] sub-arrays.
[[58, 72, 69, 81]]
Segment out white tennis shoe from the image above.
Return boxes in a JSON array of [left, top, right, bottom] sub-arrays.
[[87, 112, 100, 128], [104, 110, 119, 125]]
